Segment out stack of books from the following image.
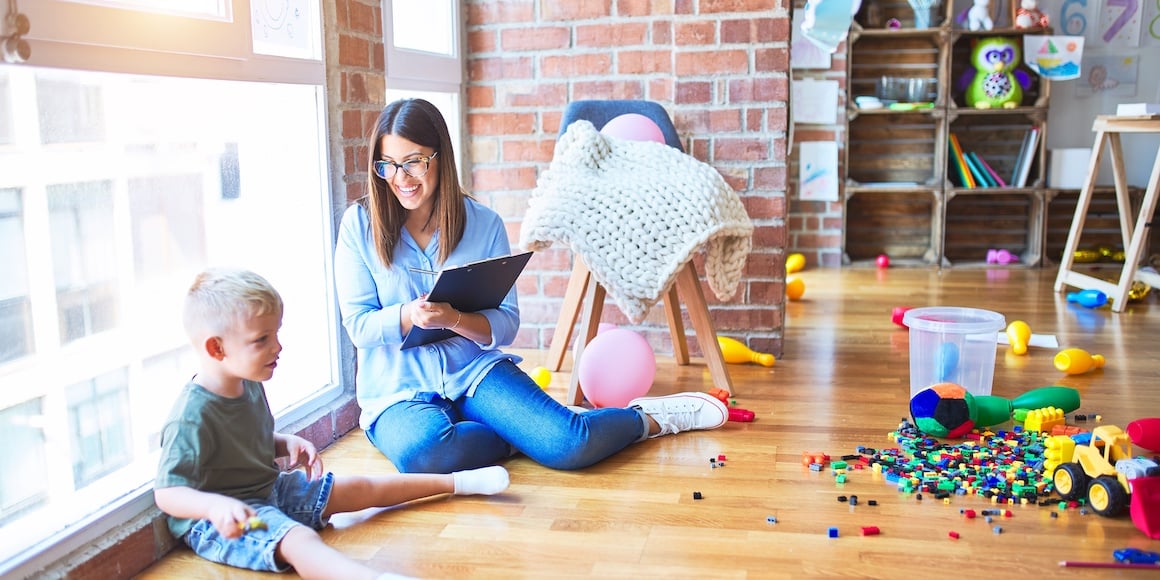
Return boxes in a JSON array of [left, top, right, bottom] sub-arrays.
[[947, 128, 1039, 189]]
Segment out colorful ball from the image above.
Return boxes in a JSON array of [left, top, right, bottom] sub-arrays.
[[786, 253, 806, 274], [528, 366, 552, 389], [910, 382, 977, 438], [786, 277, 805, 301], [600, 113, 665, 143], [577, 329, 656, 408]]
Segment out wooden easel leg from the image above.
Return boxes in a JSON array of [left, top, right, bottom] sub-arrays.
[[1055, 131, 1108, 293], [662, 286, 690, 365], [547, 260, 591, 372], [674, 263, 734, 395], [1112, 148, 1160, 312], [566, 280, 606, 406]]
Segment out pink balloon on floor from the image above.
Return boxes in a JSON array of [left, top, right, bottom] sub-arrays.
[[577, 329, 656, 408], [599, 113, 665, 143]]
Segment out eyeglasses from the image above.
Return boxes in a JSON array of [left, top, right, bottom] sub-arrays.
[[373, 152, 437, 180]]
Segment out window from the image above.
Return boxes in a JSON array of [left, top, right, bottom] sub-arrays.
[[0, 0, 334, 573], [384, 0, 464, 158]]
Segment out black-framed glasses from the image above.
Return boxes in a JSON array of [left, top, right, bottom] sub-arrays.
[[373, 152, 438, 180]]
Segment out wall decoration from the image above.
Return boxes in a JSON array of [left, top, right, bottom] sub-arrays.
[[1023, 35, 1084, 80], [1100, 0, 1143, 46], [799, 141, 840, 202], [1075, 54, 1139, 97]]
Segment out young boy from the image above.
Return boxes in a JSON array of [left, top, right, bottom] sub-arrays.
[[155, 268, 510, 579]]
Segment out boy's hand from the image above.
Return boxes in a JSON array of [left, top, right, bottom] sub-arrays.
[[208, 496, 256, 540], [281, 434, 324, 480]]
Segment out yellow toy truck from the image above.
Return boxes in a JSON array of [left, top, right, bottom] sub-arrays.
[[1045, 425, 1160, 517]]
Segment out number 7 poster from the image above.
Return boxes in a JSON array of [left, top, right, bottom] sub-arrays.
[[1100, 0, 1143, 46]]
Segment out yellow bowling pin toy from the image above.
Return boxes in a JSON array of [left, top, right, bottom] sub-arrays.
[[786, 253, 806, 274], [1006, 320, 1031, 355], [1053, 348, 1105, 375], [717, 336, 775, 367]]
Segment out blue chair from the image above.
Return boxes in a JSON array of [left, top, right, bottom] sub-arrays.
[[544, 100, 734, 404]]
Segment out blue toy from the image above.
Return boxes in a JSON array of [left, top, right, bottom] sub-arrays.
[[962, 37, 1032, 109], [1067, 289, 1108, 308]]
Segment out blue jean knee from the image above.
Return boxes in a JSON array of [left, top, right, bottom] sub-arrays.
[[183, 471, 334, 572]]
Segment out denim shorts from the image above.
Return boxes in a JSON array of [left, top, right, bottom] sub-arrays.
[[183, 470, 334, 572]]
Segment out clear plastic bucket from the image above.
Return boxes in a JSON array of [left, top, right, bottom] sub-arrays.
[[902, 307, 1005, 398]]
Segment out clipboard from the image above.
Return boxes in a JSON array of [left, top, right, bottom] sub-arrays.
[[400, 251, 534, 349]]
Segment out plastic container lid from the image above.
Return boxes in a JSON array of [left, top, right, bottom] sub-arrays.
[[902, 307, 1005, 334]]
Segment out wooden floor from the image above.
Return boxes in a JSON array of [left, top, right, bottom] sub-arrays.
[[138, 266, 1160, 579]]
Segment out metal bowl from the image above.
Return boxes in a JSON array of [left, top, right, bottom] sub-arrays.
[[876, 77, 937, 103]]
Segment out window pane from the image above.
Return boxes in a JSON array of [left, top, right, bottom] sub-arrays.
[[0, 189, 33, 364], [392, 0, 455, 56], [63, 0, 229, 19], [0, 70, 13, 145], [251, 0, 322, 60], [0, 66, 335, 564]]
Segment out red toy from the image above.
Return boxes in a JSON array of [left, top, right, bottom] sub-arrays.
[[1127, 418, 1160, 452], [891, 306, 913, 327], [728, 407, 755, 422], [876, 254, 890, 268]]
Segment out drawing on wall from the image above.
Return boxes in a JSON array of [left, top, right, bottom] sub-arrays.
[[1075, 54, 1140, 97], [1099, 0, 1143, 47], [792, 79, 840, 124], [799, 141, 839, 202], [792, 10, 833, 69], [1023, 35, 1084, 80], [251, 0, 311, 57]]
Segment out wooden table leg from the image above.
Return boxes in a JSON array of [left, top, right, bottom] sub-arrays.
[[1111, 148, 1160, 312], [1054, 130, 1108, 293]]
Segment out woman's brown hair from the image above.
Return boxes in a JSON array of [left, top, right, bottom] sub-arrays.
[[361, 98, 469, 268]]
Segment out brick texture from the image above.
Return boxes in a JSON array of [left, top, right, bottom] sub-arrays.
[[788, 0, 845, 268], [469, 0, 790, 356]]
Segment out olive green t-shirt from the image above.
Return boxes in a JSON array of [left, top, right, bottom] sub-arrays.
[[154, 379, 280, 538]]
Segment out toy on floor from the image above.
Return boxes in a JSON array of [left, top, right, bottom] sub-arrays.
[[986, 248, 1017, 264], [1127, 418, 1160, 452], [1006, 320, 1031, 355], [1067, 289, 1108, 308], [876, 254, 890, 268], [1048, 425, 1160, 519], [786, 252, 806, 273], [529, 366, 552, 389], [1054, 347, 1105, 375], [1013, 0, 1049, 29], [787, 276, 806, 300], [910, 383, 1081, 438], [891, 306, 913, 327], [576, 328, 655, 408], [964, 37, 1030, 109], [717, 336, 775, 367]]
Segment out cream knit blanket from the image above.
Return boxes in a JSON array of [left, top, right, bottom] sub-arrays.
[[520, 120, 754, 323]]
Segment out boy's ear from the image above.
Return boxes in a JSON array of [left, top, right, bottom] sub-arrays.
[[203, 336, 225, 361]]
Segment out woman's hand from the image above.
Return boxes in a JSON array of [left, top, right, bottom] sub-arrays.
[[408, 298, 460, 330]]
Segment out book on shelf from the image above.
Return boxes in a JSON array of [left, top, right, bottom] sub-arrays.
[[1116, 103, 1160, 116], [1011, 127, 1040, 188], [964, 152, 995, 187], [975, 154, 1008, 187], [948, 133, 975, 188]]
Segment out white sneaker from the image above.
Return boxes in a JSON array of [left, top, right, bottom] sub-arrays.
[[629, 392, 728, 438]]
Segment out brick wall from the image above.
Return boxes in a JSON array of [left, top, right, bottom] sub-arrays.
[[466, 0, 791, 357], [787, 1, 846, 268]]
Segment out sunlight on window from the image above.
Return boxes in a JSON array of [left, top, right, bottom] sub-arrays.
[[392, 0, 455, 57], [64, 0, 230, 19], [0, 66, 336, 564]]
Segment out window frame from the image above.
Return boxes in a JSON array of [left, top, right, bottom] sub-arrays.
[[0, 1, 345, 577]]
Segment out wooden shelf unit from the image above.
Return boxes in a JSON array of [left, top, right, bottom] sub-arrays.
[[842, 1, 1053, 267]]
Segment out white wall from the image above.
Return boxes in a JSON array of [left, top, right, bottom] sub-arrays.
[[1038, 0, 1160, 187]]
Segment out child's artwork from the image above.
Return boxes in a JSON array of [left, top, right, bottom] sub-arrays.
[[1099, 0, 1143, 46], [800, 0, 860, 53], [799, 141, 839, 202], [1075, 54, 1139, 97], [1023, 35, 1084, 80], [792, 10, 833, 69], [792, 79, 840, 124]]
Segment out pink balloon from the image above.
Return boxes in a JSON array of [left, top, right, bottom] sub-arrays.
[[597, 322, 617, 334], [599, 113, 665, 143], [577, 329, 656, 408]]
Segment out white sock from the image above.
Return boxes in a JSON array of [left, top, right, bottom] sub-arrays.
[[452, 465, 510, 495]]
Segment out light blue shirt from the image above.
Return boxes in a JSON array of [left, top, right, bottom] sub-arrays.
[[334, 198, 522, 430]]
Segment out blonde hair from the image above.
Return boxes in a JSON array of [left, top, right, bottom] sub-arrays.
[[183, 268, 283, 340]]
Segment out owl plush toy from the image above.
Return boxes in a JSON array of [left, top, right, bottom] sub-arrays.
[[965, 37, 1027, 109]]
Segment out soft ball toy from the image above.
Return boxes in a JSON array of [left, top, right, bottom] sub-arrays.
[[965, 37, 1026, 109]]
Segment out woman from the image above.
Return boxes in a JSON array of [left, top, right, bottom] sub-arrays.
[[334, 98, 728, 474]]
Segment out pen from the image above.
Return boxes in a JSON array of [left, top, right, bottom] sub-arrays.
[[408, 267, 438, 276]]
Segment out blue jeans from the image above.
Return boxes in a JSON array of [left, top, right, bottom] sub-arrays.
[[367, 360, 650, 472], [183, 470, 334, 572]]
